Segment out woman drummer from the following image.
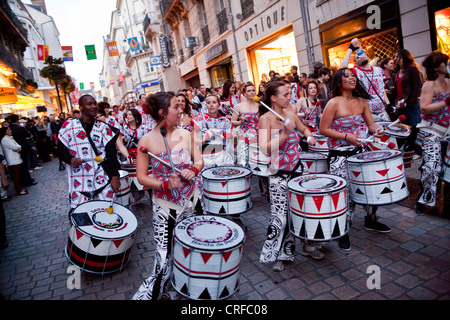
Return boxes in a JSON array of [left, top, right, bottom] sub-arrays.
[[132, 91, 203, 300], [257, 81, 316, 272], [319, 68, 390, 251]]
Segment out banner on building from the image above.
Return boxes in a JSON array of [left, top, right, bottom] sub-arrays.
[[90, 82, 95, 90], [109, 77, 115, 85], [79, 83, 84, 90], [37, 45, 49, 61], [159, 36, 170, 68], [100, 80, 105, 87], [0, 87, 17, 104], [85, 45, 97, 60], [150, 55, 161, 66], [128, 37, 140, 52], [106, 41, 119, 57], [61, 46, 73, 61]]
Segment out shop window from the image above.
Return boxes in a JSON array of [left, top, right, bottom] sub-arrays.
[[240, 0, 254, 20], [435, 7, 450, 56], [327, 29, 399, 68]]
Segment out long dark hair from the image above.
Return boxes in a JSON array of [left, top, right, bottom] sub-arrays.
[[221, 80, 235, 100], [127, 108, 142, 127], [422, 50, 449, 81], [259, 81, 286, 116], [176, 92, 192, 116], [330, 68, 372, 100], [145, 91, 176, 124]]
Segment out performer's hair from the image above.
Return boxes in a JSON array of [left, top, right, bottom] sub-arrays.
[[176, 92, 192, 116], [329, 68, 372, 100], [422, 50, 449, 81], [259, 81, 286, 116], [221, 79, 235, 99], [127, 108, 142, 127], [145, 91, 176, 123]]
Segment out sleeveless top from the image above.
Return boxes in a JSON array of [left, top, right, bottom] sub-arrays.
[[270, 129, 301, 172], [420, 92, 450, 128], [151, 148, 194, 203], [327, 115, 369, 149]]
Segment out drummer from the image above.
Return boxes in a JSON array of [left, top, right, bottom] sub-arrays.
[[319, 68, 390, 251], [132, 91, 203, 300], [58, 94, 121, 216], [257, 81, 316, 272]]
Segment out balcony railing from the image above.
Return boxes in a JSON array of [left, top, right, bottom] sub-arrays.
[[201, 25, 210, 46], [217, 8, 228, 35], [0, 46, 33, 80]]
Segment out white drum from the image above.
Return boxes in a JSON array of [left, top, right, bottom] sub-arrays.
[[309, 132, 329, 154], [288, 174, 348, 241], [121, 163, 152, 191], [66, 200, 138, 275], [248, 143, 269, 177], [172, 215, 245, 300], [298, 152, 328, 174], [116, 170, 131, 206], [443, 142, 450, 183], [201, 166, 252, 215], [347, 150, 409, 205]]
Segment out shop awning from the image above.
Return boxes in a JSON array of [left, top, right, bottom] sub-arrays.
[[0, 95, 56, 112]]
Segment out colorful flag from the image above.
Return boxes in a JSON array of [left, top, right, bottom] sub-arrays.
[[37, 45, 49, 61], [128, 37, 140, 52], [109, 77, 115, 85], [85, 45, 97, 60], [79, 83, 84, 90], [106, 41, 119, 57], [90, 82, 95, 90], [99, 80, 105, 87], [61, 46, 73, 61]]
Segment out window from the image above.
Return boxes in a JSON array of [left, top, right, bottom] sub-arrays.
[[240, 0, 254, 20], [144, 61, 154, 74], [198, 0, 207, 26]]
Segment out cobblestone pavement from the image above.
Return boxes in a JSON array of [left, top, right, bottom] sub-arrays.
[[0, 157, 449, 301]]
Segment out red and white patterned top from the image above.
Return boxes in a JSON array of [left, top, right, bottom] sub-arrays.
[[327, 115, 369, 149], [354, 67, 386, 115], [270, 129, 301, 172], [420, 92, 450, 128]]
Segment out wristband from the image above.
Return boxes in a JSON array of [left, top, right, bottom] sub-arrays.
[[349, 43, 359, 52], [344, 133, 348, 141], [159, 180, 169, 191], [189, 166, 199, 177], [306, 136, 313, 143]]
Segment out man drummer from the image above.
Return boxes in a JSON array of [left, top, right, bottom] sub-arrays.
[[58, 94, 121, 216]]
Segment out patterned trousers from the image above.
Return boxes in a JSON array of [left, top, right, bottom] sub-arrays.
[[259, 175, 296, 264], [132, 199, 194, 300]]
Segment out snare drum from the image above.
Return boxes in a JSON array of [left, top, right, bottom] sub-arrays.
[[443, 142, 450, 183], [298, 152, 328, 174], [248, 143, 270, 177], [309, 132, 329, 154], [288, 174, 348, 241], [66, 200, 138, 275], [116, 170, 131, 206], [121, 163, 152, 191], [347, 150, 409, 205], [201, 166, 252, 215], [172, 215, 245, 300]]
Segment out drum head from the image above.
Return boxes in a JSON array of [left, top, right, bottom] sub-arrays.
[[376, 121, 411, 137], [201, 166, 251, 181], [175, 215, 245, 251], [300, 152, 327, 160], [288, 174, 346, 194], [71, 200, 138, 240], [347, 150, 402, 163]]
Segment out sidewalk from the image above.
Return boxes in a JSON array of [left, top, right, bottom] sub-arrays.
[[0, 157, 449, 300]]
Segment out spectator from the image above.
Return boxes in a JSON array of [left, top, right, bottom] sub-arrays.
[[317, 67, 331, 106]]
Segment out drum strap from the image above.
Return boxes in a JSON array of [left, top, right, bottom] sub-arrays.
[[152, 187, 199, 220], [272, 158, 304, 178], [79, 182, 110, 200]]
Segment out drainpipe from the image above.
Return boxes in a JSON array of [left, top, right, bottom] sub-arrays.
[[228, 0, 243, 82], [299, 0, 313, 72]]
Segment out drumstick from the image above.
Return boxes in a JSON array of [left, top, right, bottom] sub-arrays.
[[359, 138, 395, 149], [106, 193, 116, 214], [160, 122, 177, 174], [306, 100, 321, 120], [139, 146, 182, 174], [387, 115, 406, 129], [253, 96, 291, 126]]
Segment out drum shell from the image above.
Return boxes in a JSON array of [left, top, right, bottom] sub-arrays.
[[288, 174, 348, 241], [116, 170, 131, 206], [298, 152, 328, 174], [248, 143, 269, 177], [65, 201, 138, 275], [309, 132, 329, 154], [202, 167, 252, 215], [347, 151, 409, 205], [121, 163, 152, 190], [171, 216, 244, 300]]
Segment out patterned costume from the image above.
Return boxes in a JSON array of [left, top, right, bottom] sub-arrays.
[[260, 129, 302, 265], [416, 93, 450, 207], [235, 112, 259, 167], [58, 119, 119, 208], [132, 148, 197, 300], [354, 67, 390, 121]]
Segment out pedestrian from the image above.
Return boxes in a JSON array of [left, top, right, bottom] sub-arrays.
[[0, 126, 27, 196], [52, 112, 66, 170], [295, 79, 322, 133], [341, 38, 391, 122], [176, 93, 196, 132], [35, 117, 51, 163], [309, 61, 324, 79], [319, 68, 390, 251], [220, 80, 241, 117], [317, 67, 331, 106], [132, 91, 203, 300], [257, 81, 316, 271], [290, 65, 301, 84], [57, 94, 121, 214], [393, 49, 424, 159], [0, 152, 9, 250], [415, 51, 450, 217]]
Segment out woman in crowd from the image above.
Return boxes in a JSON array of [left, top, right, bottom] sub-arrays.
[[176, 92, 196, 132], [320, 68, 388, 251], [393, 49, 424, 158], [258, 81, 316, 272], [133, 91, 203, 300], [0, 126, 27, 196], [295, 79, 322, 132], [379, 57, 396, 107], [220, 80, 240, 117], [415, 51, 450, 217]]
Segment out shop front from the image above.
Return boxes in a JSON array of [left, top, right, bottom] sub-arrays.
[[205, 40, 234, 89], [428, 0, 450, 56], [319, 0, 401, 68]]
